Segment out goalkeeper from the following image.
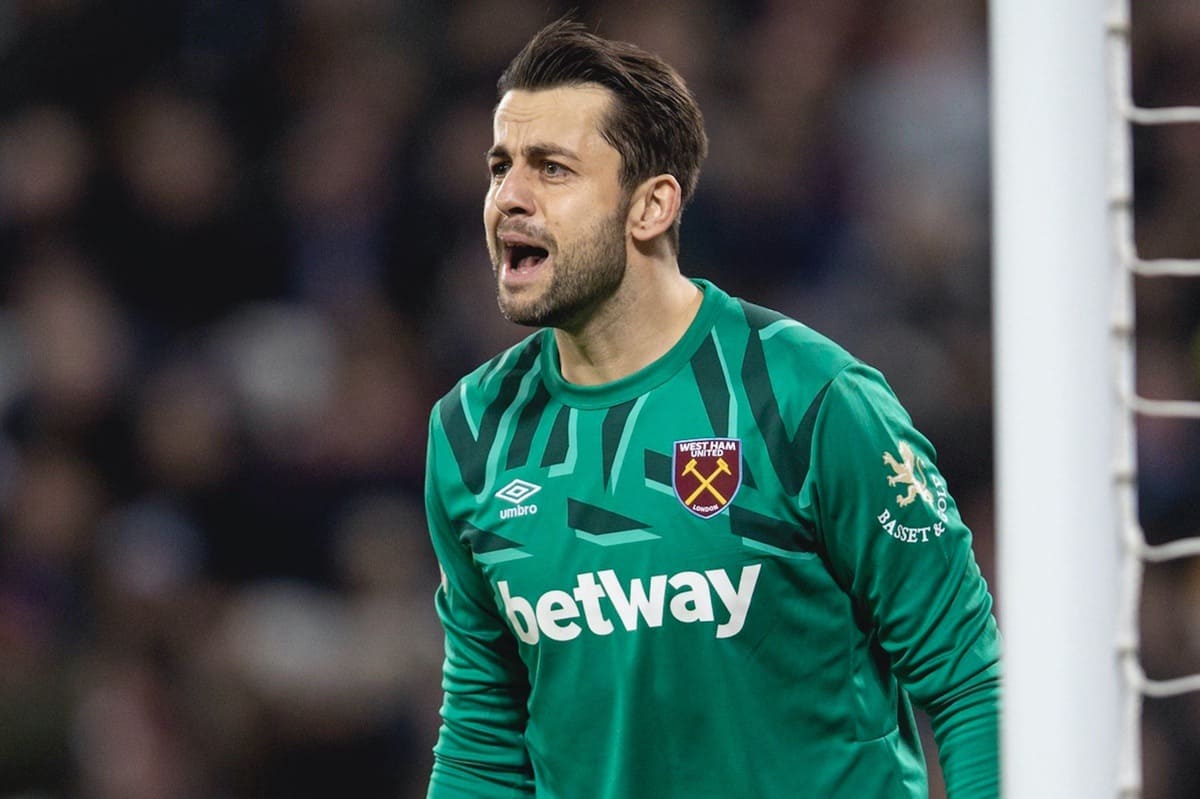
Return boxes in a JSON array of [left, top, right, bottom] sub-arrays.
[[424, 17, 1000, 799]]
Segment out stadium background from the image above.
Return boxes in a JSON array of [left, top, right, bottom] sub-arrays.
[[0, 1, 1196, 796]]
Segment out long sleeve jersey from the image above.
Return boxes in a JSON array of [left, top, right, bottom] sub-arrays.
[[424, 279, 1000, 799]]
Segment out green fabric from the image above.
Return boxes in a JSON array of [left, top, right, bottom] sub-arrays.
[[425, 280, 1000, 799]]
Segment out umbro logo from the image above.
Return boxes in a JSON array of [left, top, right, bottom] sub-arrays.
[[496, 479, 541, 520], [495, 479, 542, 504]]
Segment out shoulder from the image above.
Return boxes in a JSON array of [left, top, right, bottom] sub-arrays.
[[431, 329, 549, 423], [721, 293, 860, 387]]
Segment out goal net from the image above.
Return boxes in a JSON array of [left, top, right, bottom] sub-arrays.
[[1108, 2, 1200, 797], [993, 0, 1200, 796]]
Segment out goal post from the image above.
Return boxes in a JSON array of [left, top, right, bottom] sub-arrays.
[[990, 1, 1123, 797]]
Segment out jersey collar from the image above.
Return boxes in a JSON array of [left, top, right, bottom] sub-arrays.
[[540, 278, 724, 409]]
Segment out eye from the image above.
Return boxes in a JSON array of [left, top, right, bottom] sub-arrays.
[[542, 161, 568, 178], [489, 161, 510, 180]]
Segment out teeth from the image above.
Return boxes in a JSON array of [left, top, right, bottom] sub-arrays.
[[509, 245, 547, 272]]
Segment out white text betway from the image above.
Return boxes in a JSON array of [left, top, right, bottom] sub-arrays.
[[498, 564, 761, 644]]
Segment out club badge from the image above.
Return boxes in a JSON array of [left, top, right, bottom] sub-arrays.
[[673, 438, 742, 518]]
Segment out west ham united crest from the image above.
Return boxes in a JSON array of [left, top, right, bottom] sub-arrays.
[[673, 438, 742, 518]]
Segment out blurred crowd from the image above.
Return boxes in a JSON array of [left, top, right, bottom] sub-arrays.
[[0, 0, 1196, 797]]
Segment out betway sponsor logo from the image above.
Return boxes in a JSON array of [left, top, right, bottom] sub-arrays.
[[498, 564, 761, 644]]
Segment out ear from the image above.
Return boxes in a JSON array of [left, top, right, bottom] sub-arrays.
[[627, 174, 682, 244]]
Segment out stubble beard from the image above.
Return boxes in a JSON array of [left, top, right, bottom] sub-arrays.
[[493, 207, 628, 331]]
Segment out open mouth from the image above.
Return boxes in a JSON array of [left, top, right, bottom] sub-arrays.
[[508, 244, 549, 273]]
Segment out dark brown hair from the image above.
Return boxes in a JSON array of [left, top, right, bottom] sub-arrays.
[[498, 18, 708, 252]]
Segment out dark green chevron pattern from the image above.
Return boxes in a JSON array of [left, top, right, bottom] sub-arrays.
[[440, 338, 543, 494], [567, 499, 649, 535], [740, 300, 829, 496]]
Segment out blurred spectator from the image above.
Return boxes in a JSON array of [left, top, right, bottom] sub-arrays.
[[93, 84, 287, 338], [0, 103, 93, 234]]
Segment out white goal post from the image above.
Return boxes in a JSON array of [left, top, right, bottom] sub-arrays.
[[993, 1, 1200, 796], [990, 1, 1121, 797]]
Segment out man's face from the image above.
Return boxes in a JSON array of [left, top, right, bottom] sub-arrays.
[[485, 85, 629, 330]]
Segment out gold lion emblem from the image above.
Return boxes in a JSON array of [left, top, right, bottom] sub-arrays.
[[882, 441, 934, 508]]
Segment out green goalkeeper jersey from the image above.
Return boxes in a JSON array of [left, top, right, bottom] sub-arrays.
[[424, 279, 1000, 799]]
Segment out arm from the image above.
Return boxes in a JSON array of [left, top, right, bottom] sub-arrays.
[[812, 364, 1001, 798], [425, 413, 535, 799]]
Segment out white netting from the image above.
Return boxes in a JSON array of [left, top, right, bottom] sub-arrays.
[[1107, 1, 1200, 795]]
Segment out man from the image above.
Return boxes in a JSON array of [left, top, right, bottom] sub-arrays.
[[424, 18, 999, 799]]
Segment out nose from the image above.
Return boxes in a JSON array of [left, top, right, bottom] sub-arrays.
[[492, 167, 534, 218]]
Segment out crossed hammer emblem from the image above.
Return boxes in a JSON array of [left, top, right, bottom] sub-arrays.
[[682, 457, 732, 505]]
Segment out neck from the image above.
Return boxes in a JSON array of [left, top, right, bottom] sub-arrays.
[[553, 266, 702, 386]]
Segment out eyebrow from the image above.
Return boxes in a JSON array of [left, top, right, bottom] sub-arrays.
[[486, 142, 582, 163]]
